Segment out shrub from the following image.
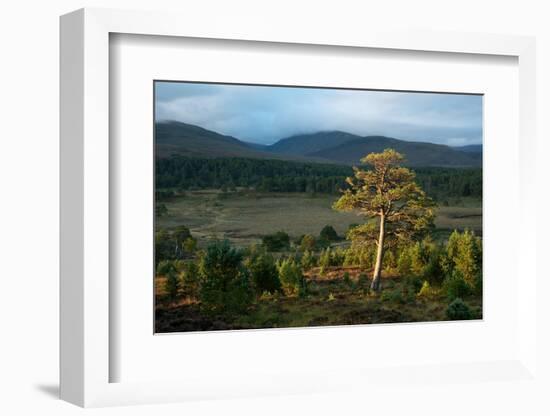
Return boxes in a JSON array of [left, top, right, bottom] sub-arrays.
[[383, 249, 397, 272], [441, 230, 482, 289], [347, 223, 359, 233], [173, 225, 192, 244], [471, 305, 483, 319], [446, 298, 472, 320], [299, 234, 316, 251], [319, 247, 346, 272], [331, 248, 346, 267], [343, 271, 351, 286], [380, 289, 404, 304], [198, 240, 253, 316], [301, 249, 317, 270], [473, 271, 483, 296], [278, 258, 306, 296], [165, 270, 180, 301], [155, 229, 176, 265], [343, 242, 376, 268], [156, 260, 177, 276], [405, 275, 423, 293], [343, 248, 355, 267], [417, 280, 439, 298], [397, 246, 413, 276], [410, 241, 428, 275], [320, 225, 339, 241], [423, 250, 445, 285], [183, 237, 197, 253], [403, 286, 416, 303], [181, 261, 200, 298], [396, 239, 445, 285], [155, 226, 197, 264], [173, 259, 187, 271], [443, 270, 471, 301], [247, 250, 281, 294], [318, 248, 332, 274], [358, 273, 369, 289], [262, 231, 290, 252]]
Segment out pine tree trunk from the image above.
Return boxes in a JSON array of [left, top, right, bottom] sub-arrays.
[[371, 213, 386, 291]]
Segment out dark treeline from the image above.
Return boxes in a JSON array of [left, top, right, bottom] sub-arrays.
[[156, 156, 482, 200], [413, 167, 483, 202]]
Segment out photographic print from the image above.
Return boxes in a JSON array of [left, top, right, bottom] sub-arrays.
[[154, 81, 482, 333]]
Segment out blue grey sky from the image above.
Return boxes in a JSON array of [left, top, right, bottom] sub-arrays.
[[155, 81, 483, 146]]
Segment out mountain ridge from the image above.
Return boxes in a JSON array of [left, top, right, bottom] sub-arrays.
[[155, 121, 482, 167]]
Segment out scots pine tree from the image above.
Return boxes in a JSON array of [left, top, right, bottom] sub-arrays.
[[334, 149, 435, 291]]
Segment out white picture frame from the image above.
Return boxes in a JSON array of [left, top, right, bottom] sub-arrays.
[[60, 7, 538, 408]]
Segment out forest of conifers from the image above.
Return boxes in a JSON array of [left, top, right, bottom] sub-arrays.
[[155, 156, 482, 202]]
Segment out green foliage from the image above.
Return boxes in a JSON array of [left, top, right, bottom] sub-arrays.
[[262, 231, 290, 252], [410, 241, 429, 275], [246, 249, 281, 294], [343, 271, 351, 286], [156, 156, 350, 194], [333, 149, 436, 247], [334, 149, 436, 292], [383, 250, 397, 272], [423, 251, 445, 285], [358, 273, 369, 289], [417, 280, 439, 298], [299, 234, 316, 251], [165, 270, 180, 301], [183, 237, 197, 253], [347, 223, 359, 233], [442, 270, 471, 301], [406, 275, 423, 293], [343, 242, 376, 268], [398, 238, 445, 285], [156, 259, 177, 276], [300, 249, 317, 271], [173, 225, 192, 245], [156, 156, 482, 201], [380, 289, 405, 304], [278, 258, 306, 296], [181, 261, 200, 298], [155, 229, 176, 265], [441, 229, 482, 289], [155, 226, 197, 265], [446, 298, 472, 320], [473, 271, 483, 297], [318, 247, 346, 272], [331, 248, 346, 267], [320, 225, 339, 241], [397, 246, 414, 276], [318, 248, 331, 274], [198, 240, 253, 316]]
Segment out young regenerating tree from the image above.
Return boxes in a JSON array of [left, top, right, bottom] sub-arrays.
[[333, 149, 435, 291]]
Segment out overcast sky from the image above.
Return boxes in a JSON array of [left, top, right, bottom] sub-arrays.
[[155, 81, 483, 147]]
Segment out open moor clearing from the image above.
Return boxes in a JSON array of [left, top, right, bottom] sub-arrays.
[[156, 190, 482, 247]]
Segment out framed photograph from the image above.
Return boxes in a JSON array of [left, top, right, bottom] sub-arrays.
[[60, 8, 538, 408], [153, 81, 484, 333]]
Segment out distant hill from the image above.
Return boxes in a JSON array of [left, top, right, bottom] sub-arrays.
[[453, 144, 483, 154], [155, 121, 272, 159], [308, 136, 482, 167], [266, 131, 481, 167], [267, 131, 360, 155], [155, 121, 482, 167]]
